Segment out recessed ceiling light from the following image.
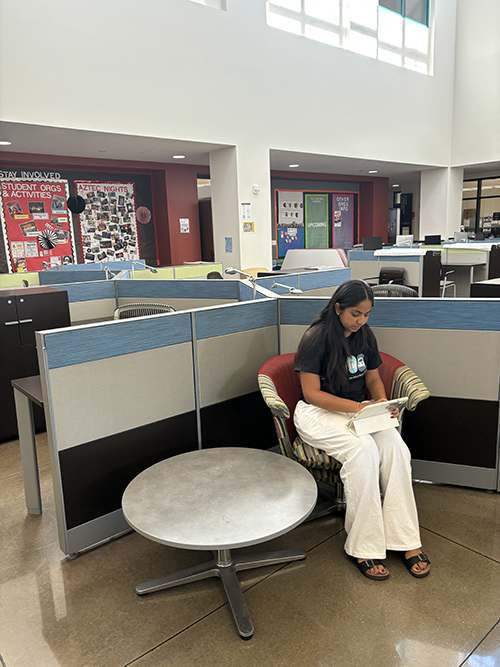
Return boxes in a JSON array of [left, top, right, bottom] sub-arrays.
[[288, 164, 299, 168], [368, 170, 378, 174], [172, 155, 186, 159], [0, 141, 12, 146], [392, 184, 400, 187]]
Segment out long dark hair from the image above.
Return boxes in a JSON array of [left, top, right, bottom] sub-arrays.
[[296, 279, 376, 394]]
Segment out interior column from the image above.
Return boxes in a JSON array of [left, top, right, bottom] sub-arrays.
[[420, 167, 464, 241]]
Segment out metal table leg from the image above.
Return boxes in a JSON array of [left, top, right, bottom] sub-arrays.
[[13, 388, 42, 515], [134, 546, 307, 638]]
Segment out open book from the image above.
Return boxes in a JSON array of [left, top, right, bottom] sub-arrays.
[[346, 398, 408, 436]]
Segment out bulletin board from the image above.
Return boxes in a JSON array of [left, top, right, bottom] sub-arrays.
[[75, 181, 141, 263], [0, 178, 76, 272]]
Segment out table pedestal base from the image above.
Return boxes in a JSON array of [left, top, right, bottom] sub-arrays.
[[135, 547, 306, 638]]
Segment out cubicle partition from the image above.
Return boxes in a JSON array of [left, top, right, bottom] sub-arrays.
[[36, 299, 278, 555], [256, 267, 351, 296], [279, 296, 500, 491], [116, 279, 240, 310]]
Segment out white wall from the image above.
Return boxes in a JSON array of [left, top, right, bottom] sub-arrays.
[[0, 0, 459, 168], [452, 0, 500, 166]]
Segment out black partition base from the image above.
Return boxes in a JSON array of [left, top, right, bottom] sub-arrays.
[[59, 412, 198, 530], [402, 396, 499, 471]]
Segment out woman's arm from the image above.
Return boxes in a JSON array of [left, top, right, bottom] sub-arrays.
[[300, 372, 362, 413], [364, 368, 388, 402], [365, 368, 398, 418]]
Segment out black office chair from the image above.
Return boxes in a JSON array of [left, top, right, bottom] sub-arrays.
[[207, 271, 223, 279], [365, 266, 405, 286]]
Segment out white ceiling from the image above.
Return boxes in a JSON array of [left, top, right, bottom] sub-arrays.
[[0, 121, 498, 182]]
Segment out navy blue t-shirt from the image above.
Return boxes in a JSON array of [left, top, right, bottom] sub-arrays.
[[295, 328, 382, 403]]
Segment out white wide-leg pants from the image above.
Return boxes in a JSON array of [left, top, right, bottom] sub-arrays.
[[294, 400, 422, 559]]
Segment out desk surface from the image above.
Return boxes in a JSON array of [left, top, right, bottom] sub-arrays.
[[122, 448, 317, 551], [11, 375, 43, 407]]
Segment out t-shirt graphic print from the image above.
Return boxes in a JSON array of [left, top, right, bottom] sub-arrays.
[[346, 354, 367, 380]]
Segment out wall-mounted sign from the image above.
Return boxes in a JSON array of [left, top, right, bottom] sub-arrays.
[[180, 218, 190, 234], [305, 194, 329, 248], [0, 178, 76, 272], [76, 181, 140, 263]]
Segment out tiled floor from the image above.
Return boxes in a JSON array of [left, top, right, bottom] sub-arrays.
[[1, 434, 499, 667]]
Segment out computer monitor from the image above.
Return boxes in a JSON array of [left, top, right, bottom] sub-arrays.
[[454, 231, 468, 242], [362, 236, 383, 251], [395, 234, 414, 247], [424, 235, 442, 245]]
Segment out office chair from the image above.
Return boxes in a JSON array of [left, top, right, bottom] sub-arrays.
[[258, 352, 429, 520], [440, 269, 456, 297], [113, 303, 176, 319], [372, 284, 418, 297], [207, 271, 223, 279], [365, 266, 405, 286]]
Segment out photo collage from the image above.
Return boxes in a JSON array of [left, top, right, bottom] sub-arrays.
[[76, 181, 140, 263]]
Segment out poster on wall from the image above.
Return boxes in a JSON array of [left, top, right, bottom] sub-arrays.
[[332, 194, 354, 248], [0, 178, 76, 272], [75, 181, 140, 263], [305, 194, 329, 248], [276, 190, 304, 258]]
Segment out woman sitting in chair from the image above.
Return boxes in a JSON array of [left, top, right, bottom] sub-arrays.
[[294, 279, 430, 580]]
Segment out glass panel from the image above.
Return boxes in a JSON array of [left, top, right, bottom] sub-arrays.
[[350, 0, 378, 30], [480, 197, 500, 236], [481, 178, 500, 195], [349, 31, 377, 59], [305, 24, 341, 45], [379, 0, 403, 14], [379, 7, 403, 47], [404, 0, 428, 26], [267, 11, 302, 34], [268, 0, 301, 11], [404, 17, 428, 54], [462, 180, 478, 199], [378, 48, 403, 66], [305, 0, 340, 25], [462, 203, 476, 232]]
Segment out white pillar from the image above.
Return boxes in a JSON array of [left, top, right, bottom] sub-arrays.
[[420, 167, 464, 241], [209, 144, 273, 272]]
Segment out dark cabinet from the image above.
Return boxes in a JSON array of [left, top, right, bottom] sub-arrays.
[[0, 286, 70, 442]]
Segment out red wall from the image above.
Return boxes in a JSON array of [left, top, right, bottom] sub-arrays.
[[0, 152, 204, 266]]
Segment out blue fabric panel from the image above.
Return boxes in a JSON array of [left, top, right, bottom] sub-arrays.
[[298, 268, 351, 290], [45, 261, 137, 271], [43, 312, 193, 369], [239, 282, 267, 301], [349, 250, 377, 261], [280, 297, 500, 331], [195, 300, 277, 339], [39, 271, 107, 284], [55, 281, 116, 303], [116, 280, 237, 300], [369, 299, 500, 331]]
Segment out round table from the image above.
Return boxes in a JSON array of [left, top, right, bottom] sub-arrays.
[[122, 447, 317, 638]]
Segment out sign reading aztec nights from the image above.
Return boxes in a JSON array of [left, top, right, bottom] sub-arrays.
[[0, 179, 76, 272]]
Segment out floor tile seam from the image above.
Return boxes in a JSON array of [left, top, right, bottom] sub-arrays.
[[458, 618, 500, 667], [420, 526, 500, 564], [122, 601, 234, 666]]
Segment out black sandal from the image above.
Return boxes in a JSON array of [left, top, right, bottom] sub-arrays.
[[403, 552, 431, 578], [353, 558, 390, 581]]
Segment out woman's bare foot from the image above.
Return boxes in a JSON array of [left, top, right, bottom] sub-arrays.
[[357, 559, 389, 578], [404, 549, 431, 576]]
